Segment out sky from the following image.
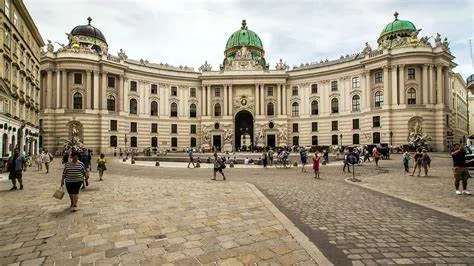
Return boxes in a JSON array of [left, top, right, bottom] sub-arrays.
[[24, 0, 473, 79]]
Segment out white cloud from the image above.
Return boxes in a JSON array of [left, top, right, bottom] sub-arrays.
[[25, 0, 473, 78]]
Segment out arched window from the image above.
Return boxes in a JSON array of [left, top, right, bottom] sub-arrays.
[[109, 136, 117, 147], [170, 102, 178, 117], [150, 101, 158, 116], [129, 99, 137, 115], [407, 88, 416, 105], [375, 91, 383, 107], [291, 102, 299, 117], [107, 95, 115, 111], [311, 100, 319, 115], [189, 104, 197, 118], [331, 98, 339, 113], [267, 102, 275, 116], [351, 95, 360, 111], [214, 103, 221, 117], [73, 92, 82, 110]]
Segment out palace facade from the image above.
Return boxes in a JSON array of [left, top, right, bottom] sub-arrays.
[[40, 13, 468, 154], [1, 0, 44, 158]]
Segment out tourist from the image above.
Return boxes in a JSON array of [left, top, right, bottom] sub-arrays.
[[373, 148, 381, 167], [262, 149, 268, 168], [268, 149, 274, 166], [195, 157, 201, 168], [451, 144, 470, 195], [79, 149, 90, 188], [300, 148, 308, 172], [6, 148, 26, 190], [402, 150, 411, 174], [87, 150, 93, 171], [312, 151, 320, 179], [96, 153, 107, 181], [362, 148, 371, 163], [187, 148, 195, 168], [410, 149, 422, 176], [41, 149, 52, 174], [323, 150, 329, 165], [343, 148, 351, 173], [61, 151, 87, 211], [420, 149, 431, 176], [212, 153, 226, 181], [35, 152, 43, 171], [244, 157, 249, 165]]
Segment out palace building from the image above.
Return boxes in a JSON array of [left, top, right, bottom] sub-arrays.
[[1, 0, 44, 158], [39, 13, 468, 154]]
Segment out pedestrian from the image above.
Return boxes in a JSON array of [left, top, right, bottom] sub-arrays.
[[41, 149, 52, 174], [61, 151, 87, 211], [6, 148, 26, 190], [268, 149, 274, 166], [312, 151, 320, 179], [410, 149, 422, 176], [373, 148, 381, 167], [420, 149, 431, 176], [343, 148, 351, 173], [62, 151, 69, 169], [79, 149, 90, 189], [323, 149, 329, 165], [96, 153, 107, 181], [211, 152, 226, 181], [402, 150, 411, 174], [262, 149, 268, 168], [87, 150, 92, 171], [36, 152, 43, 171], [300, 148, 308, 172], [451, 144, 470, 195], [187, 148, 195, 168]]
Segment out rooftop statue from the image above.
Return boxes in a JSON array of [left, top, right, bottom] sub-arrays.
[[47, 40, 54, 52], [275, 59, 289, 70]]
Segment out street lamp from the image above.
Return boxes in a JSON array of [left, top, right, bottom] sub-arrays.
[[390, 131, 393, 146], [340, 134, 343, 146]]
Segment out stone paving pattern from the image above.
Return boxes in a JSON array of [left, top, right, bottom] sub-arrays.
[[0, 164, 315, 265]]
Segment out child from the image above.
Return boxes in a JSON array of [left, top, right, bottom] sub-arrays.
[[96, 153, 107, 181], [312, 151, 320, 179], [402, 150, 411, 174], [373, 149, 381, 167]]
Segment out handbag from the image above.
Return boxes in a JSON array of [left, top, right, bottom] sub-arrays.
[[53, 186, 65, 200]]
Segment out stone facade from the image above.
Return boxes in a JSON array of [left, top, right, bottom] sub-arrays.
[[1, 0, 44, 159], [39, 15, 468, 154]]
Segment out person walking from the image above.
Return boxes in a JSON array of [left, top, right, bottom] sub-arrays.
[[187, 148, 195, 168], [300, 148, 308, 172], [323, 149, 329, 165], [96, 153, 107, 181], [312, 151, 320, 179], [402, 150, 411, 174], [420, 149, 431, 176], [79, 149, 90, 189], [410, 149, 422, 176], [451, 144, 470, 195], [211, 153, 226, 181], [262, 149, 268, 168], [61, 151, 87, 211], [6, 148, 26, 190], [36, 152, 43, 171], [373, 148, 381, 167], [268, 149, 274, 166], [41, 150, 52, 174], [343, 148, 351, 173], [87, 150, 93, 171]]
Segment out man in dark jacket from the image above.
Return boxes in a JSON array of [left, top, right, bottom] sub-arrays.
[[452, 144, 470, 195], [6, 148, 26, 190]]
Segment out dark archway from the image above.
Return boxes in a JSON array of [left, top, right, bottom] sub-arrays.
[[235, 110, 254, 150]]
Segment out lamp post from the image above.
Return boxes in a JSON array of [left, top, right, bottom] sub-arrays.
[[340, 134, 343, 147], [390, 131, 393, 146]]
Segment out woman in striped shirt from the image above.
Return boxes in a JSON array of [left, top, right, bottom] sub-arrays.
[[61, 151, 86, 211]]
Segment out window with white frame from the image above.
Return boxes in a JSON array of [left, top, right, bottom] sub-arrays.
[[352, 77, 360, 88]]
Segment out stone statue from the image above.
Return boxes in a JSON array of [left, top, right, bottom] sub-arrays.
[[118, 48, 128, 60], [434, 33, 442, 47], [278, 127, 287, 142], [199, 61, 212, 72], [275, 59, 289, 70], [47, 40, 54, 52], [223, 128, 233, 143], [362, 42, 372, 54], [407, 119, 431, 149], [442, 37, 450, 49], [255, 127, 264, 145], [201, 125, 211, 145], [236, 46, 251, 60], [72, 124, 80, 137]]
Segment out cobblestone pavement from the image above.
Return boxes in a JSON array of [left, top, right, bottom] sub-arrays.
[[0, 163, 317, 265]]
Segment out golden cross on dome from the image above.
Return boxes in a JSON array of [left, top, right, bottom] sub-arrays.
[[394, 11, 399, 20]]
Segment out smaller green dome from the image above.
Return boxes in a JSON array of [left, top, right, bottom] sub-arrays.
[[379, 12, 416, 40], [225, 20, 263, 51]]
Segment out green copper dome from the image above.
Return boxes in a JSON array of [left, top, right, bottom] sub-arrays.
[[378, 12, 416, 42], [225, 20, 263, 51]]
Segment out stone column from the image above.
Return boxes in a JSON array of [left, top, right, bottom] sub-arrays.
[[383, 66, 390, 107], [61, 70, 67, 109], [277, 84, 282, 115], [55, 70, 60, 109], [260, 84, 265, 115], [144, 82, 150, 115], [444, 69, 450, 107], [123, 78, 128, 113], [399, 65, 405, 104], [391, 65, 398, 105], [228, 85, 233, 116], [201, 86, 206, 117], [255, 84, 259, 115], [86, 71, 92, 109], [93, 71, 99, 110], [429, 65, 435, 104], [283, 85, 287, 115], [422, 64, 428, 104], [436, 65, 443, 105], [46, 70, 52, 109], [118, 75, 124, 111], [207, 85, 211, 116], [223, 84, 228, 116], [364, 72, 370, 109], [101, 72, 107, 110]]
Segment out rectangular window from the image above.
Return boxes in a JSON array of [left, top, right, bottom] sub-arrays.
[[292, 86, 298, 96], [375, 70, 383, 83], [311, 122, 318, 132], [293, 136, 299, 146], [331, 81, 338, 91], [171, 137, 178, 147], [311, 84, 318, 94], [292, 123, 298, 133], [130, 122, 137, 132], [190, 88, 196, 98], [332, 121, 338, 131], [107, 76, 116, 88], [190, 124, 196, 134], [171, 124, 178, 134], [151, 123, 158, 133], [110, 120, 117, 131], [130, 81, 137, 92], [312, 136, 318, 146], [171, 86, 177, 96], [373, 116, 380, 128], [352, 119, 359, 130], [267, 87, 273, 96], [408, 68, 415, 80], [215, 87, 220, 97], [352, 77, 360, 88], [353, 134, 360, 145], [74, 73, 82, 85], [332, 135, 338, 145], [151, 84, 157, 94]]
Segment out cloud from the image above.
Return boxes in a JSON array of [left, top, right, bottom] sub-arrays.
[[24, 0, 473, 79]]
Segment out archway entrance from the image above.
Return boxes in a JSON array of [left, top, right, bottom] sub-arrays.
[[235, 110, 254, 151], [2, 133, 8, 157]]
